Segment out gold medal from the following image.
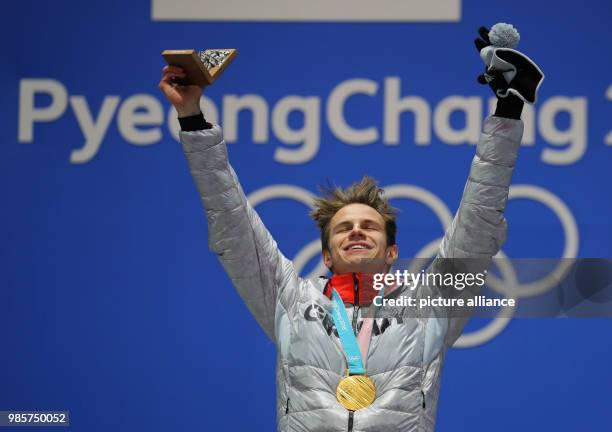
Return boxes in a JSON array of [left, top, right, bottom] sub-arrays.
[[336, 374, 376, 411]]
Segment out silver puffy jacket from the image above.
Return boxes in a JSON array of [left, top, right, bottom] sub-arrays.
[[180, 116, 523, 431]]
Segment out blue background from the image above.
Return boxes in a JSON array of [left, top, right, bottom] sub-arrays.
[[2, 0, 611, 430]]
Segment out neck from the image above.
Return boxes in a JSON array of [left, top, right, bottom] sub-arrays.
[[331, 267, 389, 276]]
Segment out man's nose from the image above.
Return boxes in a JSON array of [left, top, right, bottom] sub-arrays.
[[349, 224, 365, 238]]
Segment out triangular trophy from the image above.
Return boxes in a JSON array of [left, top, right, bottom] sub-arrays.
[[162, 49, 238, 86]]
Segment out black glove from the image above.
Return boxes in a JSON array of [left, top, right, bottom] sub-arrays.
[[474, 26, 544, 119]]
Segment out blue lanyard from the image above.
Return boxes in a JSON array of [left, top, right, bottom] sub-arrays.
[[330, 286, 385, 375]]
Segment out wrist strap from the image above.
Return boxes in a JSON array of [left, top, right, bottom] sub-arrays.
[[494, 94, 524, 120], [178, 112, 212, 131]]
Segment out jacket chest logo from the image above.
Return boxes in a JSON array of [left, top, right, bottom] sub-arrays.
[[303, 303, 403, 337]]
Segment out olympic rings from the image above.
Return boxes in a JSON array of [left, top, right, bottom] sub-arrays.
[[485, 185, 579, 298]]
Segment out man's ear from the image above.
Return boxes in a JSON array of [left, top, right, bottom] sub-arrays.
[[386, 244, 399, 266], [323, 249, 333, 270]]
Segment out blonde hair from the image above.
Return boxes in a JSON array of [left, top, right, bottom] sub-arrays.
[[310, 176, 397, 252]]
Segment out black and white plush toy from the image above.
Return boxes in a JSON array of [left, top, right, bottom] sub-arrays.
[[475, 23, 545, 104]]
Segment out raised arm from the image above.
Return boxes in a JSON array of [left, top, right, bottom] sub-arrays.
[[434, 107, 523, 347], [429, 25, 544, 347], [159, 65, 300, 341]]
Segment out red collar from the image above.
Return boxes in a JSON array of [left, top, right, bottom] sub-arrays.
[[323, 273, 378, 305]]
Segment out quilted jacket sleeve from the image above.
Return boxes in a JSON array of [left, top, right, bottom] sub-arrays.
[[434, 115, 524, 347], [179, 125, 300, 341]]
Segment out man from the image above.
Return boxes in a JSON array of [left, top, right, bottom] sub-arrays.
[[159, 26, 542, 431]]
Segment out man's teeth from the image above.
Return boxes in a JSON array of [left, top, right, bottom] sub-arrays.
[[350, 245, 366, 250]]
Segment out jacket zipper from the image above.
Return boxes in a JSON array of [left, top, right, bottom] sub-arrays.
[[285, 397, 290, 414], [421, 390, 426, 409], [352, 273, 360, 333], [347, 275, 359, 431], [352, 273, 360, 306]]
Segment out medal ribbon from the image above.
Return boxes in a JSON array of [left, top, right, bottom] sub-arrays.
[[330, 286, 386, 376]]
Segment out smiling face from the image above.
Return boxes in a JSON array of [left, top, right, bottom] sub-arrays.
[[323, 203, 398, 275]]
